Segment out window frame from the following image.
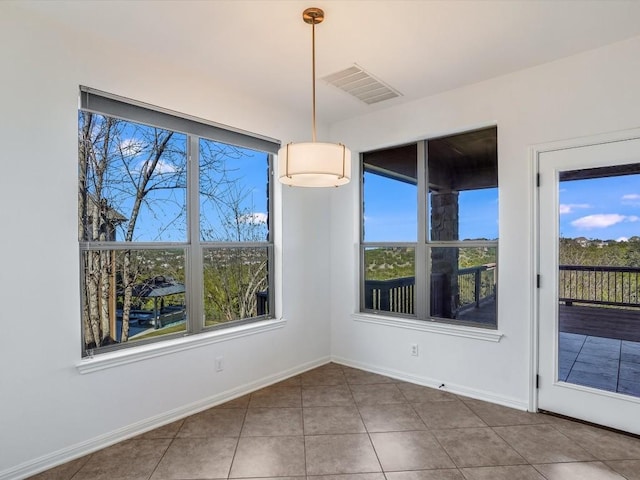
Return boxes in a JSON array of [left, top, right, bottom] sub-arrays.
[[360, 132, 499, 329], [78, 87, 278, 357]]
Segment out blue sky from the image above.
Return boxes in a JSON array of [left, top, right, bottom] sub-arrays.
[[559, 174, 640, 241], [106, 119, 638, 245], [363, 172, 498, 242], [104, 134, 268, 242]]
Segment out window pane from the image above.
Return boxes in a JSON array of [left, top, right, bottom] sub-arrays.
[[203, 247, 270, 326], [363, 171, 417, 242], [81, 248, 187, 353], [78, 112, 187, 242], [363, 247, 415, 315], [430, 246, 497, 326], [362, 144, 418, 242], [199, 139, 269, 242], [428, 127, 498, 241]]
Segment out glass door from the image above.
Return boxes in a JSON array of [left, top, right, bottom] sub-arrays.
[[538, 136, 640, 434]]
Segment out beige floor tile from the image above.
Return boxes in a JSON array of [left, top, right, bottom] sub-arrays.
[[385, 469, 464, 480], [396, 382, 458, 403], [302, 385, 355, 407], [249, 386, 302, 408], [32, 364, 640, 480], [493, 424, 594, 463], [214, 394, 251, 409], [244, 477, 305, 480], [369, 431, 455, 471], [27, 455, 91, 480], [242, 408, 303, 436], [150, 437, 237, 479], [303, 405, 366, 434], [72, 438, 171, 480], [414, 401, 486, 429], [533, 461, 627, 479], [349, 384, 406, 405], [358, 403, 427, 432], [551, 420, 640, 460], [301, 368, 348, 386], [343, 369, 397, 385], [433, 427, 525, 468], [459, 465, 546, 480], [135, 419, 184, 439], [606, 459, 640, 480], [177, 407, 245, 437], [229, 436, 306, 478], [460, 399, 546, 427], [310, 474, 386, 480], [272, 375, 303, 387], [305, 434, 382, 475]]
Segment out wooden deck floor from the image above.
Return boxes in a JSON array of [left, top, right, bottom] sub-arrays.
[[559, 304, 640, 343], [441, 301, 640, 343]]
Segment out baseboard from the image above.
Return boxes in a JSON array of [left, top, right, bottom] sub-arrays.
[[1, 356, 330, 480], [331, 355, 528, 411]]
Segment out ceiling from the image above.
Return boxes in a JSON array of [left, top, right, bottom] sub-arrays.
[[16, 0, 640, 125]]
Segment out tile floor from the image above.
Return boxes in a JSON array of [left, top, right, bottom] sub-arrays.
[[29, 363, 640, 480], [559, 333, 640, 396]]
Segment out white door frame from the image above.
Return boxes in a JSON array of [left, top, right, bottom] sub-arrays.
[[530, 127, 640, 414]]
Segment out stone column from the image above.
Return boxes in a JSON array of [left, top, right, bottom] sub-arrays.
[[430, 191, 459, 318]]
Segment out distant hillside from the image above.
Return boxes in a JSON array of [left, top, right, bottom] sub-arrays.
[[560, 237, 640, 267], [365, 246, 496, 281]]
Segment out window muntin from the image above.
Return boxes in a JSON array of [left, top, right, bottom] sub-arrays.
[[79, 88, 276, 356], [361, 127, 498, 328]]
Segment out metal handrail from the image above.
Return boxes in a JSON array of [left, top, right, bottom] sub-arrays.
[[559, 265, 640, 308]]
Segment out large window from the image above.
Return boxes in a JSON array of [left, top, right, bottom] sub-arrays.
[[361, 127, 498, 328], [78, 88, 277, 356]]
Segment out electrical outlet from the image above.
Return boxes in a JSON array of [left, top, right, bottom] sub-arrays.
[[410, 344, 419, 356], [215, 356, 224, 372]]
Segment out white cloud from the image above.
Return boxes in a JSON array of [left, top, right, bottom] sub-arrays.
[[239, 212, 268, 224], [622, 193, 640, 206], [152, 159, 177, 174], [132, 159, 177, 175], [119, 138, 144, 157], [571, 213, 639, 229], [617, 237, 629, 242], [559, 203, 590, 215]]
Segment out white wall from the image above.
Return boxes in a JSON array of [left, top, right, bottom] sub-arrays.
[[329, 35, 640, 407], [0, 5, 333, 478], [4, 2, 640, 477]]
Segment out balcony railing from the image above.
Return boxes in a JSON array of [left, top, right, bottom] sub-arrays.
[[364, 276, 415, 314], [363, 264, 496, 316], [255, 265, 640, 319], [559, 265, 640, 308]]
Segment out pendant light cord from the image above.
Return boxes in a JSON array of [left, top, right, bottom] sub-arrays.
[[311, 19, 317, 143]]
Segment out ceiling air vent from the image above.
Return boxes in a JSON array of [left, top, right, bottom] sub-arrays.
[[322, 65, 401, 105]]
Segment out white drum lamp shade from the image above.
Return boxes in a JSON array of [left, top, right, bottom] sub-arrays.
[[278, 7, 351, 188], [278, 142, 351, 187]]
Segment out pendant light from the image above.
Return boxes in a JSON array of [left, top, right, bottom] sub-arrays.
[[278, 7, 351, 187]]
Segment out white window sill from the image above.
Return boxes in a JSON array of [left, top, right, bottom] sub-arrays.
[[77, 318, 287, 374], [352, 313, 503, 342]]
